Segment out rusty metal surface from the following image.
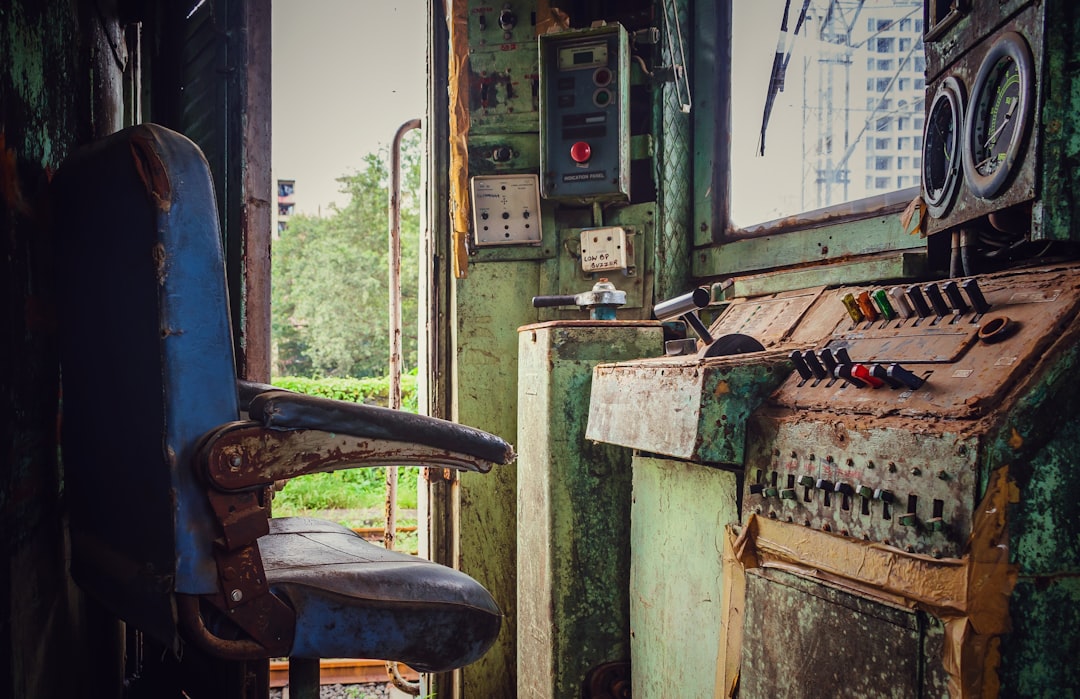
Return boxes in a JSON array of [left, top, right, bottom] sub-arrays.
[[772, 266, 1080, 418], [586, 351, 790, 465], [203, 424, 500, 489], [923, 4, 1044, 235], [241, 0, 273, 383], [743, 416, 978, 557], [708, 286, 826, 349], [741, 568, 949, 699]]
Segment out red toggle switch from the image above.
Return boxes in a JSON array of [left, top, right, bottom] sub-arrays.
[[570, 141, 592, 163], [852, 363, 885, 388]]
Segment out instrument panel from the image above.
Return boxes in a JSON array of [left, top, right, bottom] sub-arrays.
[[714, 264, 1080, 556]]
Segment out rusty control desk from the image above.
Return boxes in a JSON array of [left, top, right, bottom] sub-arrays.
[[587, 264, 1080, 697]]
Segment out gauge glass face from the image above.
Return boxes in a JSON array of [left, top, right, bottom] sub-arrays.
[[924, 95, 958, 203], [971, 56, 1021, 177]]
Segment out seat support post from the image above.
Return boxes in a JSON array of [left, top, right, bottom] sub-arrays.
[[288, 658, 320, 699]]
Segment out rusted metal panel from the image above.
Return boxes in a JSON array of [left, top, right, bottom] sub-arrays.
[[741, 568, 949, 699], [770, 267, 1080, 419], [586, 352, 790, 465], [629, 456, 738, 699], [743, 416, 978, 558], [516, 321, 663, 699]]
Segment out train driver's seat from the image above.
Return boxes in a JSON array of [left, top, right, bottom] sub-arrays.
[[52, 124, 514, 689]]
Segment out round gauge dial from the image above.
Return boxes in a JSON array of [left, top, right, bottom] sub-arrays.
[[922, 76, 965, 218], [962, 32, 1035, 199]]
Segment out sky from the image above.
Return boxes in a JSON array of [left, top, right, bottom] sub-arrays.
[[272, 1, 427, 215]]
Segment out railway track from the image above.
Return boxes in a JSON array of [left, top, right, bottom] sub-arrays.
[[268, 658, 418, 687], [267, 524, 422, 688]]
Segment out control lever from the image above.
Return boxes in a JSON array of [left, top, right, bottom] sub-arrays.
[[923, 283, 951, 320], [889, 286, 914, 318], [856, 291, 879, 322], [906, 285, 932, 318], [818, 348, 839, 375], [961, 278, 991, 315], [886, 364, 925, 390], [533, 279, 626, 320], [871, 290, 897, 320], [789, 350, 813, 381], [802, 350, 828, 381], [834, 347, 853, 365], [835, 364, 868, 388], [653, 287, 714, 344], [942, 281, 970, 315], [852, 364, 885, 388], [869, 364, 903, 389]]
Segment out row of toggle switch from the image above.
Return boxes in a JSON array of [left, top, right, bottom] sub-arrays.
[[789, 348, 926, 390], [749, 475, 948, 533], [841, 278, 991, 326]]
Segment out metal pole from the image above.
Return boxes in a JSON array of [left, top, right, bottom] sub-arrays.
[[386, 118, 422, 551], [386, 117, 423, 697]]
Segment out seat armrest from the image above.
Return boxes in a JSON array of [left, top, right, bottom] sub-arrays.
[[248, 390, 514, 465], [237, 379, 284, 411]]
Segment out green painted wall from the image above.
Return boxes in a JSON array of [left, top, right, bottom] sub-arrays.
[[630, 456, 739, 699], [516, 322, 662, 697], [455, 260, 540, 697]]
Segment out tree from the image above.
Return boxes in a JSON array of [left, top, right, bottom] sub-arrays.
[[272, 132, 421, 378]]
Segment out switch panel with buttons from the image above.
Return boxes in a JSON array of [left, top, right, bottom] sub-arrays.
[[470, 174, 542, 246], [742, 417, 978, 557], [539, 24, 630, 203], [708, 265, 1080, 556]]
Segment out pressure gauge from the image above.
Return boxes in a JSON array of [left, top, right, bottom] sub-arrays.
[[962, 32, 1035, 200], [922, 76, 965, 218]]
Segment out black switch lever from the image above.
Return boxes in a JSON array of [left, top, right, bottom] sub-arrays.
[[924, 283, 951, 319], [789, 350, 813, 381], [870, 363, 903, 389], [886, 363, 925, 390], [962, 278, 991, 314], [802, 350, 828, 381], [818, 348, 839, 374], [834, 347, 853, 365], [906, 285, 932, 318], [942, 280, 970, 315], [835, 364, 868, 388]]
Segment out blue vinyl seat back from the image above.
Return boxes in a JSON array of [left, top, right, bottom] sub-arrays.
[[54, 124, 238, 647]]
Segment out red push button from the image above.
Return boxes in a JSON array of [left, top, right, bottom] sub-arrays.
[[570, 141, 592, 163]]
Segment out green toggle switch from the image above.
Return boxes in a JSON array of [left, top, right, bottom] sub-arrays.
[[780, 488, 798, 500], [856, 484, 875, 499], [797, 475, 816, 488], [899, 512, 918, 527], [764, 486, 780, 498]]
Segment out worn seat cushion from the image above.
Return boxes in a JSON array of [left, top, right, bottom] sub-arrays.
[[260, 517, 501, 672]]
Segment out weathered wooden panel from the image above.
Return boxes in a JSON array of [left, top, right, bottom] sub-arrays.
[[630, 456, 738, 699]]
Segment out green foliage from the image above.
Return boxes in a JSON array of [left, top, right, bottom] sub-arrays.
[[272, 131, 423, 378], [269, 375, 421, 515], [271, 373, 418, 412]]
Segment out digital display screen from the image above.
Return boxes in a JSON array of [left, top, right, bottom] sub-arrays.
[[558, 42, 608, 70]]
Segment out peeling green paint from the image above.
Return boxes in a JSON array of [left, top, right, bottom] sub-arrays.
[[517, 322, 662, 698], [630, 455, 738, 699]]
